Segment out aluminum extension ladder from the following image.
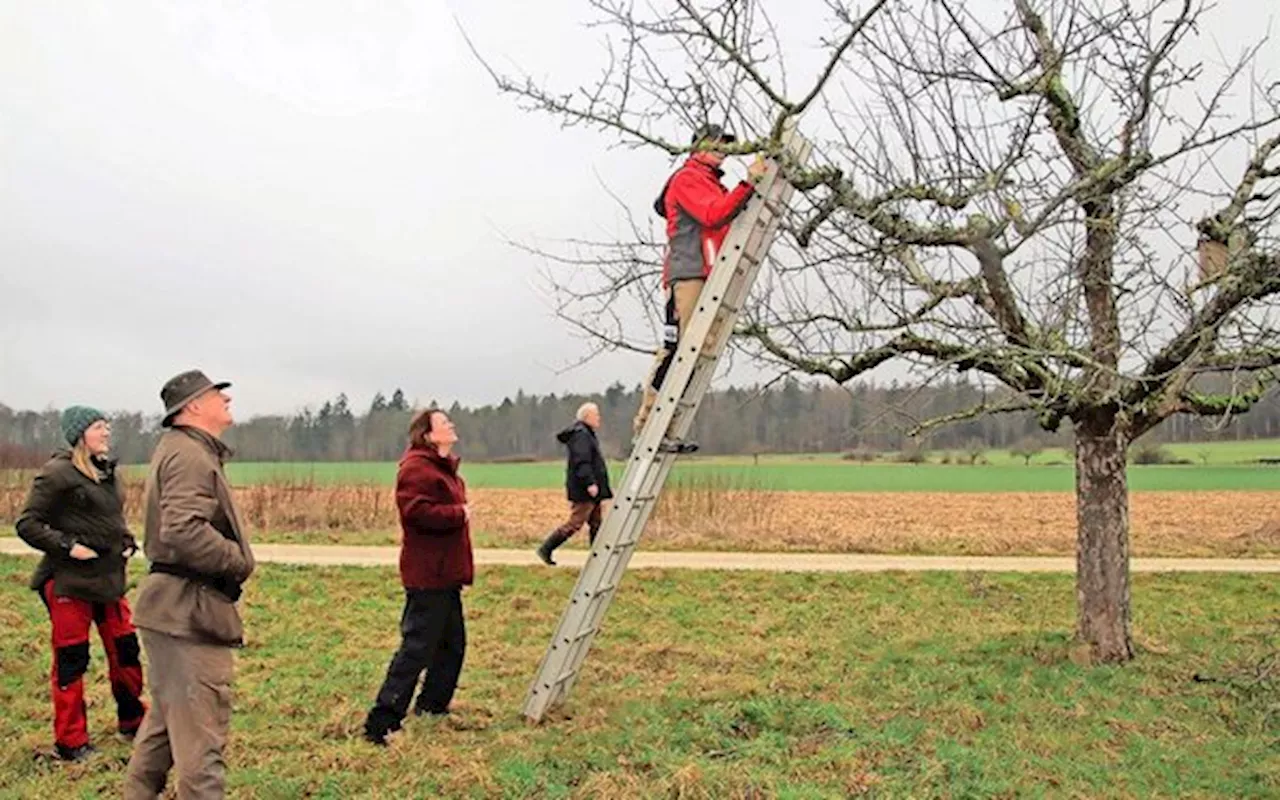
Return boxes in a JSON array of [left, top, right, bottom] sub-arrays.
[[522, 122, 813, 723]]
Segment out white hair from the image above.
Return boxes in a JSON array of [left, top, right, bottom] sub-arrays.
[[576, 402, 599, 422]]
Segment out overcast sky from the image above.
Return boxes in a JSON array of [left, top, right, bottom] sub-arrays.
[[0, 0, 717, 417], [1, 2, 1272, 418]]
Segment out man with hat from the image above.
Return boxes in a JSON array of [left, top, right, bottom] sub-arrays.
[[633, 123, 767, 441], [124, 370, 254, 800]]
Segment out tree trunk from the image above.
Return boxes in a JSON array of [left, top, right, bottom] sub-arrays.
[[1074, 415, 1134, 662]]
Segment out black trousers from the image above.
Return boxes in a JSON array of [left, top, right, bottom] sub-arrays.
[[365, 588, 466, 736]]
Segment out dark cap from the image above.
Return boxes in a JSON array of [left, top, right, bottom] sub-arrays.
[[691, 123, 736, 145], [160, 369, 231, 427]]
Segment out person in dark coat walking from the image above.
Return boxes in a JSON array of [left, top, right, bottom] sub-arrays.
[[364, 408, 474, 746], [536, 403, 614, 565], [16, 406, 145, 762]]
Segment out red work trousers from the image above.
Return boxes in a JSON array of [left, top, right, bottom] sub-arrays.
[[41, 579, 146, 749]]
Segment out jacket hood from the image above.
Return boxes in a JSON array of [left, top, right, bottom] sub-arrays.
[[654, 157, 725, 217], [556, 421, 591, 443]]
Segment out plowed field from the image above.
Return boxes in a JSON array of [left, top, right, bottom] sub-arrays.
[[465, 488, 1280, 557]]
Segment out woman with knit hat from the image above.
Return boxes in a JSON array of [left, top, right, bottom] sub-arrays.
[[15, 406, 145, 762]]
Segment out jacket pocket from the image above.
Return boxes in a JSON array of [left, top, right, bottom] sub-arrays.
[[189, 584, 244, 646], [54, 556, 125, 603], [431, 549, 450, 584]]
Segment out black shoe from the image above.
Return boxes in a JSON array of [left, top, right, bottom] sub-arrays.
[[658, 440, 700, 454], [55, 743, 97, 763], [414, 706, 449, 718], [363, 707, 401, 746], [363, 719, 400, 746]]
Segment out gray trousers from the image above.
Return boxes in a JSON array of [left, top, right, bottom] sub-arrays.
[[123, 629, 235, 800]]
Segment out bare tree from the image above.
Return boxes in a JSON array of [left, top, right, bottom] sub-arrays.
[[473, 0, 1280, 662], [1011, 436, 1045, 465]]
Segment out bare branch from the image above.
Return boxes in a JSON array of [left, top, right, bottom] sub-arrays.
[[789, 0, 891, 119], [907, 399, 1039, 437]]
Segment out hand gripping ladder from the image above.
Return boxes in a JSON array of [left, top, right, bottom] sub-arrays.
[[522, 122, 812, 723]]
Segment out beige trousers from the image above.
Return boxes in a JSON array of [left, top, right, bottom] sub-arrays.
[[634, 278, 725, 436]]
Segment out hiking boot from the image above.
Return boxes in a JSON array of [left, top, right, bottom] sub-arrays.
[[536, 531, 570, 566], [535, 540, 557, 566]]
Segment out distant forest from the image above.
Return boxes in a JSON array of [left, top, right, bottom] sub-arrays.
[[4, 378, 1279, 466]]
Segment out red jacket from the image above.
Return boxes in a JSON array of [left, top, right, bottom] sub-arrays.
[[396, 444, 474, 590], [654, 155, 755, 288]]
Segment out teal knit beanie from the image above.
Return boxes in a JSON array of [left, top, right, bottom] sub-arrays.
[[61, 406, 106, 447]]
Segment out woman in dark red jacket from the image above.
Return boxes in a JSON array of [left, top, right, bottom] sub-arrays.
[[364, 408, 474, 745]]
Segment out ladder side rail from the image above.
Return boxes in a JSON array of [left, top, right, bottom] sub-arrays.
[[546, 443, 684, 707], [522, 446, 681, 719]]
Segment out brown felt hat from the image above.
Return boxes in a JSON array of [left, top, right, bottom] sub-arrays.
[[160, 369, 231, 427]]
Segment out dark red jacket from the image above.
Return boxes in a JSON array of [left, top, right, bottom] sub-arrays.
[[654, 155, 755, 288], [396, 444, 474, 590]]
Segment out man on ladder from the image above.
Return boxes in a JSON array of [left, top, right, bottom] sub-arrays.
[[632, 123, 768, 442], [523, 120, 810, 724]]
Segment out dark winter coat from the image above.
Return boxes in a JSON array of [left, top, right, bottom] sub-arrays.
[[15, 451, 136, 604], [396, 444, 474, 590], [557, 421, 613, 504]]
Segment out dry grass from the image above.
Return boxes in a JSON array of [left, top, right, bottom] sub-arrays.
[[3, 471, 1279, 557]]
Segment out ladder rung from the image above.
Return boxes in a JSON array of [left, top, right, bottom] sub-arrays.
[[599, 539, 638, 553], [582, 582, 619, 599], [552, 666, 580, 688]]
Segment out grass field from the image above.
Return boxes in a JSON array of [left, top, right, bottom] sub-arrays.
[[1, 556, 1276, 798], [196, 459, 1280, 493], [8, 438, 1271, 493]]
